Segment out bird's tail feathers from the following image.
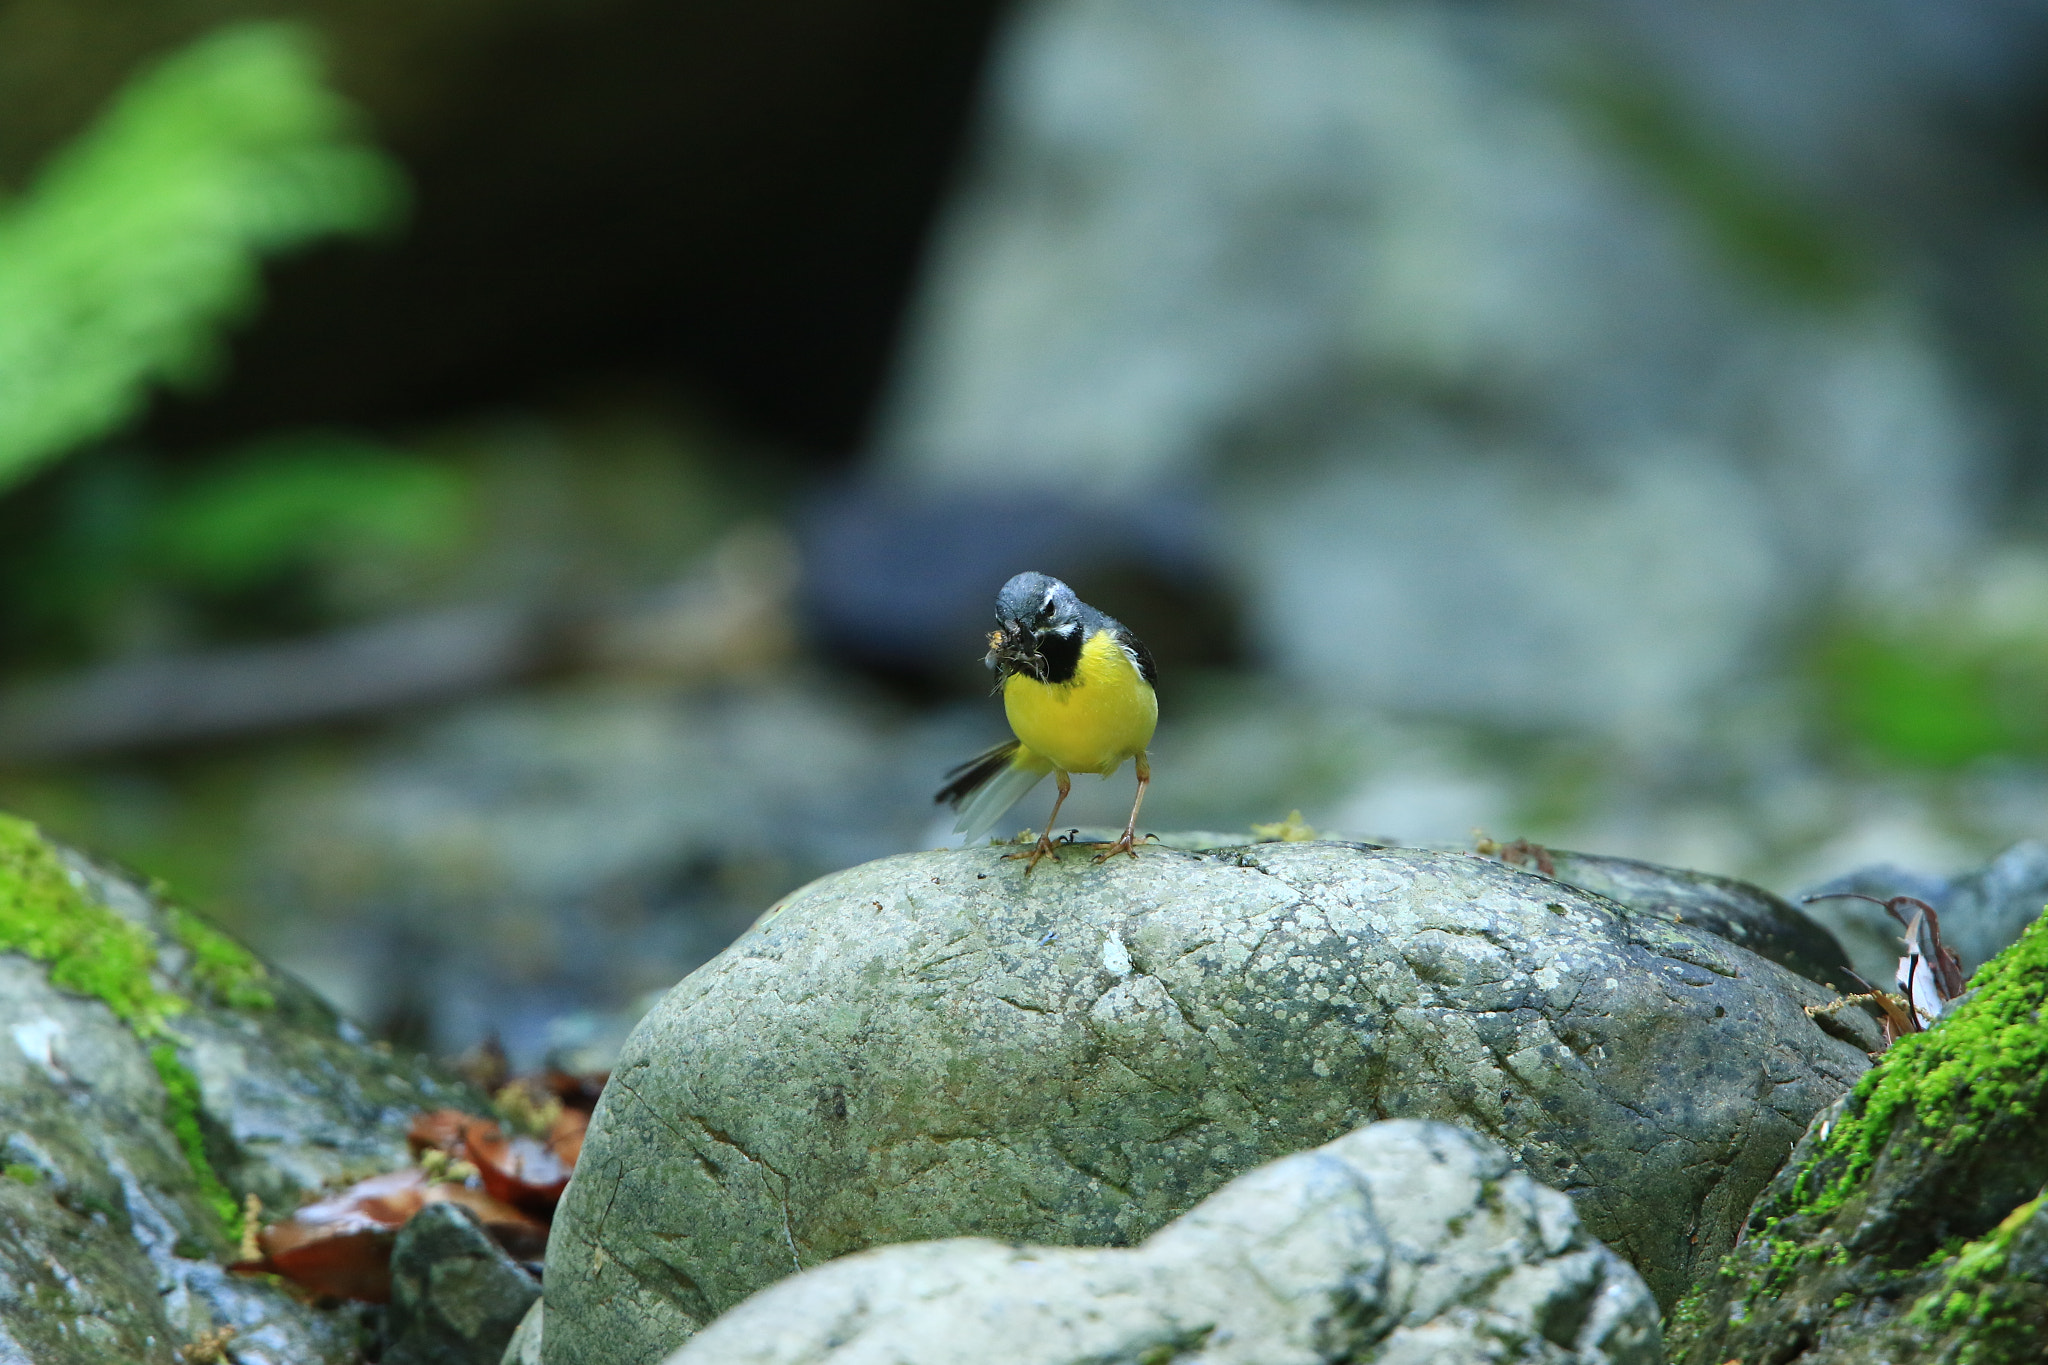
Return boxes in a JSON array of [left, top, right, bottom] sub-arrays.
[[939, 741, 1051, 844], [936, 740, 1019, 808]]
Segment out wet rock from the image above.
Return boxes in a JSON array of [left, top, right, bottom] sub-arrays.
[[0, 814, 476, 1364], [387, 1203, 541, 1365], [1669, 908, 2048, 1364], [662, 1119, 1662, 1365], [1537, 848, 1856, 992], [546, 840, 1876, 1365]]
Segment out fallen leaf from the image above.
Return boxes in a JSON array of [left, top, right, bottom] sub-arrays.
[[550, 1106, 589, 1170], [234, 1168, 426, 1301], [232, 1166, 547, 1299], [463, 1116, 573, 1216], [544, 1068, 609, 1111], [407, 1108, 470, 1157]]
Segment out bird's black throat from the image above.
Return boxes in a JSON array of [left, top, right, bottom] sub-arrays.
[[990, 624, 1084, 686]]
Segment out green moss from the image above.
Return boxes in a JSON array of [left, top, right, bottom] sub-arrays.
[[1749, 1229, 1832, 1299], [0, 814, 184, 1033], [167, 903, 272, 1010], [1820, 631, 2017, 768], [149, 1043, 239, 1238], [0, 816, 269, 1248], [1803, 912, 2048, 1214], [3, 1163, 38, 1185], [1665, 1285, 1707, 1343], [1909, 1192, 2044, 1331]]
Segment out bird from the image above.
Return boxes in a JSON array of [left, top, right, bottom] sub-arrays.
[[936, 571, 1157, 872]]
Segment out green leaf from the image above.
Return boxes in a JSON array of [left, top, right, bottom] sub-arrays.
[[152, 434, 468, 593], [0, 22, 405, 492]]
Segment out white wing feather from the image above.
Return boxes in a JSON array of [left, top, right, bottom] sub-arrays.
[[953, 759, 1050, 844]]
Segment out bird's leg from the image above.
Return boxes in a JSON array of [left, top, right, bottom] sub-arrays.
[[1005, 771, 1072, 874], [1093, 754, 1151, 863]]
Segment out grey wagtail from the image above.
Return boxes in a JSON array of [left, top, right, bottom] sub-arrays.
[[936, 572, 1157, 872]]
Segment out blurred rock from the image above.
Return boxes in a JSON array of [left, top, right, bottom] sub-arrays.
[[0, 815, 475, 1364], [247, 678, 961, 1062], [661, 1119, 1662, 1365], [1797, 840, 2048, 987], [0, 521, 802, 763], [385, 1203, 539, 1365], [1937, 841, 2048, 969], [796, 485, 1230, 686], [545, 840, 1873, 1365], [873, 0, 2006, 741]]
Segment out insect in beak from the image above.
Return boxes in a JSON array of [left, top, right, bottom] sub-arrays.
[[987, 621, 1046, 680]]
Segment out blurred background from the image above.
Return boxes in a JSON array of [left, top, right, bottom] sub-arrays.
[[5, 0, 2048, 1067]]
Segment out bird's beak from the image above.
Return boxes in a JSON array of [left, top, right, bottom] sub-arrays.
[[987, 620, 1043, 678]]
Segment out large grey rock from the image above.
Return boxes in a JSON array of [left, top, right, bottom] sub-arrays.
[[0, 815, 477, 1365], [387, 1203, 541, 1365], [546, 841, 1876, 1365], [664, 1119, 1662, 1365]]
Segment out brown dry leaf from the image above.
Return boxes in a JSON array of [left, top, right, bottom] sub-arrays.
[[1473, 833, 1556, 877], [544, 1068, 609, 1111], [408, 1107, 471, 1157], [550, 1106, 589, 1170], [1804, 891, 1974, 1044], [232, 1167, 426, 1301], [463, 1116, 573, 1217], [232, 1166, 548, 1300], [233, 1071, 599, 1301], [428, 1179, 549, 1260]]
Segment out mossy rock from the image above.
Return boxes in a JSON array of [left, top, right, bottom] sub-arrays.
[[1669, 909, 2048, 1364], [0, 814, 478, 1364], [544, 840, 1876, 1365]]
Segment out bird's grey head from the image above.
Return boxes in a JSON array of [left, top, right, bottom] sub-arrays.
[[995, 572, 1082, 635], [987, 571, 1084, 682]]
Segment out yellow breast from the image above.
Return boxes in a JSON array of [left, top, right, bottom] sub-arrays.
[[1003, 629, 1157, 776]]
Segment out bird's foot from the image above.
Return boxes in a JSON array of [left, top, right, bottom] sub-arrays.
[[1004, 831, 1062, 874], [1091, 829, 1143, 863]]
